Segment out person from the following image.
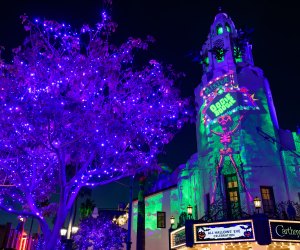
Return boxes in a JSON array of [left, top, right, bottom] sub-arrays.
[[287, 201, 296, 220], [281, 209, 288, 220]]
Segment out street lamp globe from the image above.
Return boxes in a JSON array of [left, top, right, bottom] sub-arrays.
[[253, 197, 262, 213], [187, 205, 193, 219], [170, 216, 175, 228], [71, 226, 79, 234], [60, 228, 67, 237]]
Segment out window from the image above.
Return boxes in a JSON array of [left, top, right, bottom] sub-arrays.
[[217, 54, 224, 62], [204, 56, 209, 66], [229, 191, 238, 202], [225, 174, 241, 219], [216, 25, 223, 35], [227, 176, 238, 188], [235, 57, 243, 63], [234, 46, 243, 63], [201, 53, 209, 67], [211, 39, 226, 62], [157, 211, 166, 228], [225, 23, 231, 33], [260, 186, 276, 215]]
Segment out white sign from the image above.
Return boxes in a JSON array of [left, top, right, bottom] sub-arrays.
[[194, 220, 255, 244], [198, 224, 251, 239]]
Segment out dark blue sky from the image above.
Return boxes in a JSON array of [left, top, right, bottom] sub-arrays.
[[0, 0, 299, 229], [0, 0, 299, 132]]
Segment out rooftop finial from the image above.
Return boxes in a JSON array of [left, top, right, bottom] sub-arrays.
[[218, 6, 222, 12]]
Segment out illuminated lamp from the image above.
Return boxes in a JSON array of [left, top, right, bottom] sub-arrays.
[[187, 205, 193, 219], [18, 216, 24, 221], [71, 226, 79, 234], [60, 228, 67, 237], [170, 216, 175, 229], [253, 197, 261, 214]]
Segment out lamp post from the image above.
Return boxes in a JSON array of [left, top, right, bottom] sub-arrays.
[[170, 216, 175, 229], [60, 228, 70, 249], [187, 205, 193, 220], [253, 197, 262, 214], [169, 216, 175, 250]]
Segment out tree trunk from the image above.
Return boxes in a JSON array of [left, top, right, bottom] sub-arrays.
[[43, 203, 68, 250], [136, 175, 146, 250]]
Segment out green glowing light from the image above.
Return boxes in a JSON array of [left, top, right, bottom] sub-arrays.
[[145, 193, 163, 230], [293, 132, 300, 152], [132, 204, 138, 232], [217, 56, 224, 62], [217, 26, 223, 35], [234, 46, 243, 63], [217, 88, 224, 95], [204, 56, 209, 65], [226, 24, 231, 33]]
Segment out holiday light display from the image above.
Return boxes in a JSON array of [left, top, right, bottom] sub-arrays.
[[0, 10, 191, 249], [73, 215, 127, 250]]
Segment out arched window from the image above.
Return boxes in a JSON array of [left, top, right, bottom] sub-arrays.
[[216, 25, 223, 35], [225, 23, 231, 33], [200, 52, 209, 68], [234, 46, 243, 63]]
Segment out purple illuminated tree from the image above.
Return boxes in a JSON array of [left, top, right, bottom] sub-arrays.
[[0, 8, 191, 250], [73, 215, 127, 250]]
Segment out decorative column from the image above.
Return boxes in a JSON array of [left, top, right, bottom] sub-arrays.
[[136, 175, 146, 250]]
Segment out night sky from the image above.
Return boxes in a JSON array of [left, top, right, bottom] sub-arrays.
[[0, 0, 299, 226]]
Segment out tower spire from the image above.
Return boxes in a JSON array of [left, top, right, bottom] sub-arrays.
[[217, 0, 222, 12]]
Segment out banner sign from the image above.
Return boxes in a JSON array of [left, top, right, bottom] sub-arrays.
[[201, 74, 232, 96], [200, 72, 260, 125], [170, 226, 186, 249], [194, 220, 255, 244], [269, 220, 300, 242]]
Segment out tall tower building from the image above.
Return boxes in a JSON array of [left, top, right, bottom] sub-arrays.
[[131, 9, 300, 250], [193, 9, 296, 217]]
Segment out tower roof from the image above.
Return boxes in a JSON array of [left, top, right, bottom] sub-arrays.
[[212, 12, 236, 34], [199, 10, 255, 82]]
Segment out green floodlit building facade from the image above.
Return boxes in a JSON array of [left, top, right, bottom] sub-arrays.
[[130, 11, 300, 250]]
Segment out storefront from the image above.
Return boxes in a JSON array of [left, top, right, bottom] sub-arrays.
[[170, 217, 300, 250]]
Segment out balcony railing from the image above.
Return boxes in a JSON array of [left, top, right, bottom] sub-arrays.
[[198, 199, 300, 223]]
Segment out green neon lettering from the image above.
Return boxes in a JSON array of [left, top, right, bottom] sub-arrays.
[[219, 98, 226, 107], [209, 93, 237, 118], [210, 104, 220, 116]]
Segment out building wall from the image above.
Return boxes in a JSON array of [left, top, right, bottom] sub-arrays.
[[192, 11, 300, 217], [131, 186, 179, 250], [194, 67, 300, 215]]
